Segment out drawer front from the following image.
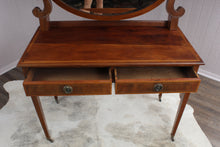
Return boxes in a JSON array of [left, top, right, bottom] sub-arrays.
[[116, 80, 200, 94], [23, 68, 112, 96], [115, 67, 201, 94], [24, 82, 112, 96]]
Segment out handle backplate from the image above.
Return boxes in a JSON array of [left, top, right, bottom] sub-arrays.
[[63, 85, 73, 94], [154, 83, 163, 92]]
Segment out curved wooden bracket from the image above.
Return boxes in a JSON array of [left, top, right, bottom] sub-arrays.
[[33, 0, 52, 31], [166, 0, 185, 30]]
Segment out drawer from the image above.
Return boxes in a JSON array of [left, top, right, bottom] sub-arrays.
[[23, 68, 112, 96], [115, 67, 200, 94]]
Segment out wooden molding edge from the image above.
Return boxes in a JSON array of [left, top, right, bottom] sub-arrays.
[[166, 0, 185, 30], [198, 69, 220, 82], [32, 0, 52, 31], [0, 60, 19, 76]]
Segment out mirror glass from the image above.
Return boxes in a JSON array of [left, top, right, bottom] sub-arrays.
[[61, 0, 158, 16]]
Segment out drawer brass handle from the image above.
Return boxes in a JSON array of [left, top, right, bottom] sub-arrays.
[[63, 85, 73, 94], [154, 83, 163, 92]]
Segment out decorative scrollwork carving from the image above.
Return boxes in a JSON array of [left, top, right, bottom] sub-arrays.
[[32, 0, 52, 18], [166, 0, 185, 17], [32, 0, 52, 31], [166, 0, 185, 30]]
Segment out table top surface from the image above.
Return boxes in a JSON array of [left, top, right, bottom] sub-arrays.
[[18, 22, 204, 67]]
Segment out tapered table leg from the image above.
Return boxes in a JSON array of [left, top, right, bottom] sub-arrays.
[[31, 96, 53, 142], [159, 93, 162, 102], [54, 96, 59, 104], [171, 93, 190, 141]]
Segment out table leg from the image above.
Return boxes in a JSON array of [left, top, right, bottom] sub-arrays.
[[31, 96, 53, 142], [159, 93, 162, 102], [171, 93, 190, 141], [54, 96, 59, 104]]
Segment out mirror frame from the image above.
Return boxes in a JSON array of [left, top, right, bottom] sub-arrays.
[[53, 0, 165, 20]]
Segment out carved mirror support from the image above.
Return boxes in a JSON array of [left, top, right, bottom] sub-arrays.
[[166, 0, 185, 30], [32, 0, 52, 31]]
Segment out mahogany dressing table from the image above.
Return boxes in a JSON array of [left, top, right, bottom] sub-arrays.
[[18, 0, 204, 142]]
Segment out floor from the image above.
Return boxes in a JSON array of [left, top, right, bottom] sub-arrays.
[[0, 67, 219, 147]]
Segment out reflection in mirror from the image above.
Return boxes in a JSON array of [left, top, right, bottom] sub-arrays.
[[61, 0, 158, 15]]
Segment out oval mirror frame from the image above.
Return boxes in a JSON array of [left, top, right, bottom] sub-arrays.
[[53, 0, 165, 20]]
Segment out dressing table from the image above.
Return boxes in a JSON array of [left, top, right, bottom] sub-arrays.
[[18, 0, 204, 142]]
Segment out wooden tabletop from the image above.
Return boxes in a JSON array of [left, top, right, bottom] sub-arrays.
[[18, 21, 204, 67]]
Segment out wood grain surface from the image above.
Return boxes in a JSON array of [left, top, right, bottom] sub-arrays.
[[18, 23, 204, 67], [23, 68, 112, 96], [115, 67, 200, 94]]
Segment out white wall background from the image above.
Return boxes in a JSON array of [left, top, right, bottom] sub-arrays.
[[0, 0, 220, 81]]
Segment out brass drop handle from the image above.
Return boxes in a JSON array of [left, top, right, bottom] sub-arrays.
[[154, 83, 163, 92], [63, 85, 73, 94]]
